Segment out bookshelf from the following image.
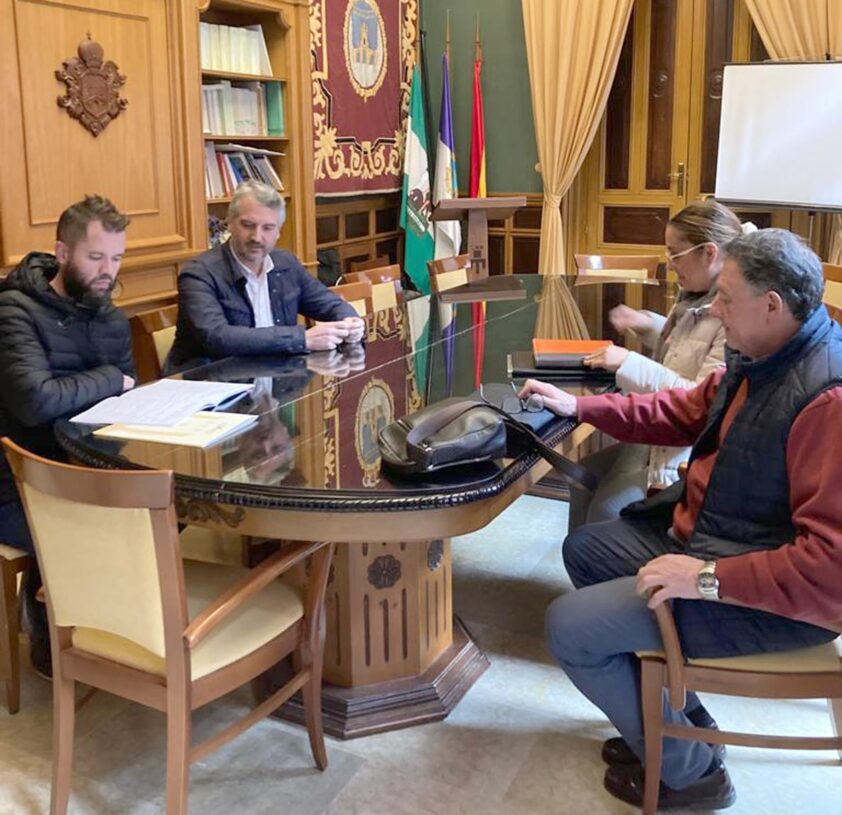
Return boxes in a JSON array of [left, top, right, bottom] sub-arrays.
[[197, 0, 315, 262]]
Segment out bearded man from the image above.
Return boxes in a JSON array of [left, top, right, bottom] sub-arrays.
[[0, 195, 135, 677]]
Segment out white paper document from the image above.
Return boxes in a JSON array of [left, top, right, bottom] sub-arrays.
[[71, 380, 253, 427], [93, 411, 259, 448]]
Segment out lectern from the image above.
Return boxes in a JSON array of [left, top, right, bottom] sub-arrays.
[[432, 196, 526, 279]]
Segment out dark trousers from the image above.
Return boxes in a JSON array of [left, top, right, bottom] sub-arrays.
[[546, 516, 837, 788], [0, 499, 47, 646]]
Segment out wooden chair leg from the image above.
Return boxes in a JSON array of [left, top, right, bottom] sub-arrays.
[[827, 698, 842, 761], [165, 689, 191, 815], [50, 668, 76, 815], [641, 659, 664, 815], [0, 560, 22, 714], [302, 672, 328, 770]]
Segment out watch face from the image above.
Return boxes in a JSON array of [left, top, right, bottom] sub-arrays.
[[699, 573, 716, 590]]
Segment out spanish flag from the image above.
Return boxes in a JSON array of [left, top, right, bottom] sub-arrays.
[[469, 35, 487, 388]]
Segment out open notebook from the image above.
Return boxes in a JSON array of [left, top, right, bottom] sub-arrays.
[[93, 411, 258, 448], [71, 379, 253, 427]]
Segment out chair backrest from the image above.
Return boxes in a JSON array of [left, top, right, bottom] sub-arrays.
[[2, 438, 182, 660], [332, 280, 372, 317], [130, 304, 179, 383], [348, 255, 390, 274], [823, 263, 842, 324], [427, 254, 471, 293], [574, 254, 660, 281], [343, 264, 402, 311]]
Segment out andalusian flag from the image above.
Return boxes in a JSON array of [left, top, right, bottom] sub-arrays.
[[400, 64, 434, 390], [401, 64, 435, 295], [469, 47, 487, 388]]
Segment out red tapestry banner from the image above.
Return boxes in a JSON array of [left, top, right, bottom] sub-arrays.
[[310, 0, 417, 196]]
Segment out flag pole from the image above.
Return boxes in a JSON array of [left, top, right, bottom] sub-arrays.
[[445, 9, 451, 63], [475, 12, 482, 65]]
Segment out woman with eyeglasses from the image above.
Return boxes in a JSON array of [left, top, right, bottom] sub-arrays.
[[568, 199, 745, 531]]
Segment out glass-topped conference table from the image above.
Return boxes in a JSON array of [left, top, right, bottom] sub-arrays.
[[56, 274, 676, 737]]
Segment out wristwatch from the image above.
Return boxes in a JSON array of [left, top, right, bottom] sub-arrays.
[[697, 561, 720, 601]]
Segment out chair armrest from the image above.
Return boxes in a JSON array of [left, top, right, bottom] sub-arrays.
[[651, 595, 688, 711], [183, 541, 327, 649]]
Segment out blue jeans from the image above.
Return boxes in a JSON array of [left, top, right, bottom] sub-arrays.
[[546, 516, 838, 789]]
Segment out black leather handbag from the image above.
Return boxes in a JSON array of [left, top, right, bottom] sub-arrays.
[[378, 389, 597, 491]]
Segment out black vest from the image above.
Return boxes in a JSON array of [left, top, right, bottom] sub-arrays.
[[628, 305, 842, 558]]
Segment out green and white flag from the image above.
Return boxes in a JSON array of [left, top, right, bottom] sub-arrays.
[[400, 64, 435, 295], [400, 64, 435, 392]]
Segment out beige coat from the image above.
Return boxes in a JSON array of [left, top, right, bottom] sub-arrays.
[[614, 304, 726, 487]]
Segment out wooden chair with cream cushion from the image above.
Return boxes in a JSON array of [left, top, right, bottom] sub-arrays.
[[574, 254, 660, 283], [0, 543, 31, 714], [638, 599, 842, 815], [332, 280, 372, 317], [426, 254, 471, 294], [823, 263, 842, 324], [2, 438, 335, 815], [342, 263, 402, 312], [130, 304, 179, 383]]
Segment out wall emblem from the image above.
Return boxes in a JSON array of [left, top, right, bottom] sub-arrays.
[[56, 36, 128, 136], [344, 0, 387, 100], [355, 378, 394, 487]]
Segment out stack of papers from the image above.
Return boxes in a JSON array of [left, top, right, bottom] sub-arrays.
[[93, 411, 258, 449], [71, 380, 254, 427]]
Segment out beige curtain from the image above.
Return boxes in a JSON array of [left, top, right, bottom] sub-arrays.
[[745, 0, 842, 263], [521, 0, 633, 339]]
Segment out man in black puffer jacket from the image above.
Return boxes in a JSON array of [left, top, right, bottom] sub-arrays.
[[0, 195, 136, 677]]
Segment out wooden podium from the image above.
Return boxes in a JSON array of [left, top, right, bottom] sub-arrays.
[[432, 196, 526, 279]]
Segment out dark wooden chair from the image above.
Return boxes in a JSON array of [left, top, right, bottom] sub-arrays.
[[130, 304, 179, 383], [0, 544, 31, 713], [639, 599, 842, 815], [348, 255, 390, 274], [3, 437, 334, 815]]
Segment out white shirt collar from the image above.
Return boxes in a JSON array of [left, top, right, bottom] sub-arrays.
[[229, 245, 274, 279]]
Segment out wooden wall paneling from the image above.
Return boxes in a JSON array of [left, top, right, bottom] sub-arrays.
[[645, 0, 678, 190], [0, 0, 204, 270], [604, 9, 635, 190]]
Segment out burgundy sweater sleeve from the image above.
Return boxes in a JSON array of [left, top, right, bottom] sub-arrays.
[[575, 369, 725, 447], [716, 387, 842, 625]]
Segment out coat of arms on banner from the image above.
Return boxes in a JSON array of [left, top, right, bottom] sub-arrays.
[[311, 0, 417, 195]]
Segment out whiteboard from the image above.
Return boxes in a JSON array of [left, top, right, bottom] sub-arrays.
[[715, 62, 842, 211]]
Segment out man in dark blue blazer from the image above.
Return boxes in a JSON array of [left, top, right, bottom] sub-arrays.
[[168, 181, 364, 372]]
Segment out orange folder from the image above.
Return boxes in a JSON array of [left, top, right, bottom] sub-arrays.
[[531, 338, 612, 367]]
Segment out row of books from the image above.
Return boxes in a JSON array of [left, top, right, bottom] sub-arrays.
[[200, 22, 273, 76], [204, 143, 285, 199], [202, 80, 284, 137]]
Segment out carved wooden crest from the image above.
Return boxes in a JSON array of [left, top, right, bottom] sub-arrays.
[[56, 37, 128, 136]]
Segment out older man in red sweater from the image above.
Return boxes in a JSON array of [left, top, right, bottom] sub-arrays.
[[522, 229, 842, 811]]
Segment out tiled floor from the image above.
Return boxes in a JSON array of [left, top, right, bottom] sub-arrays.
[[1, 495, 839, 814]]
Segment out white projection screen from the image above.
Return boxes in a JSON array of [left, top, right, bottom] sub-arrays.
[[715, 62, 842, 211]]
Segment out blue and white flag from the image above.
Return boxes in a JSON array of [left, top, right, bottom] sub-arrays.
[[433, 53, 461, 259]]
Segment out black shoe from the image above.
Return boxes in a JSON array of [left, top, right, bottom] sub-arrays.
[[604, 762, 736, 811], [29, 637, 52, 681], [601, 734, 726, 765], [602, 708, 725, 765]]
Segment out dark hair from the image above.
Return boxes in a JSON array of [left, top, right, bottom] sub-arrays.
[[668, 200, 742, 247], [722, 228, 824, 322], [56, 195, 130, 248]]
